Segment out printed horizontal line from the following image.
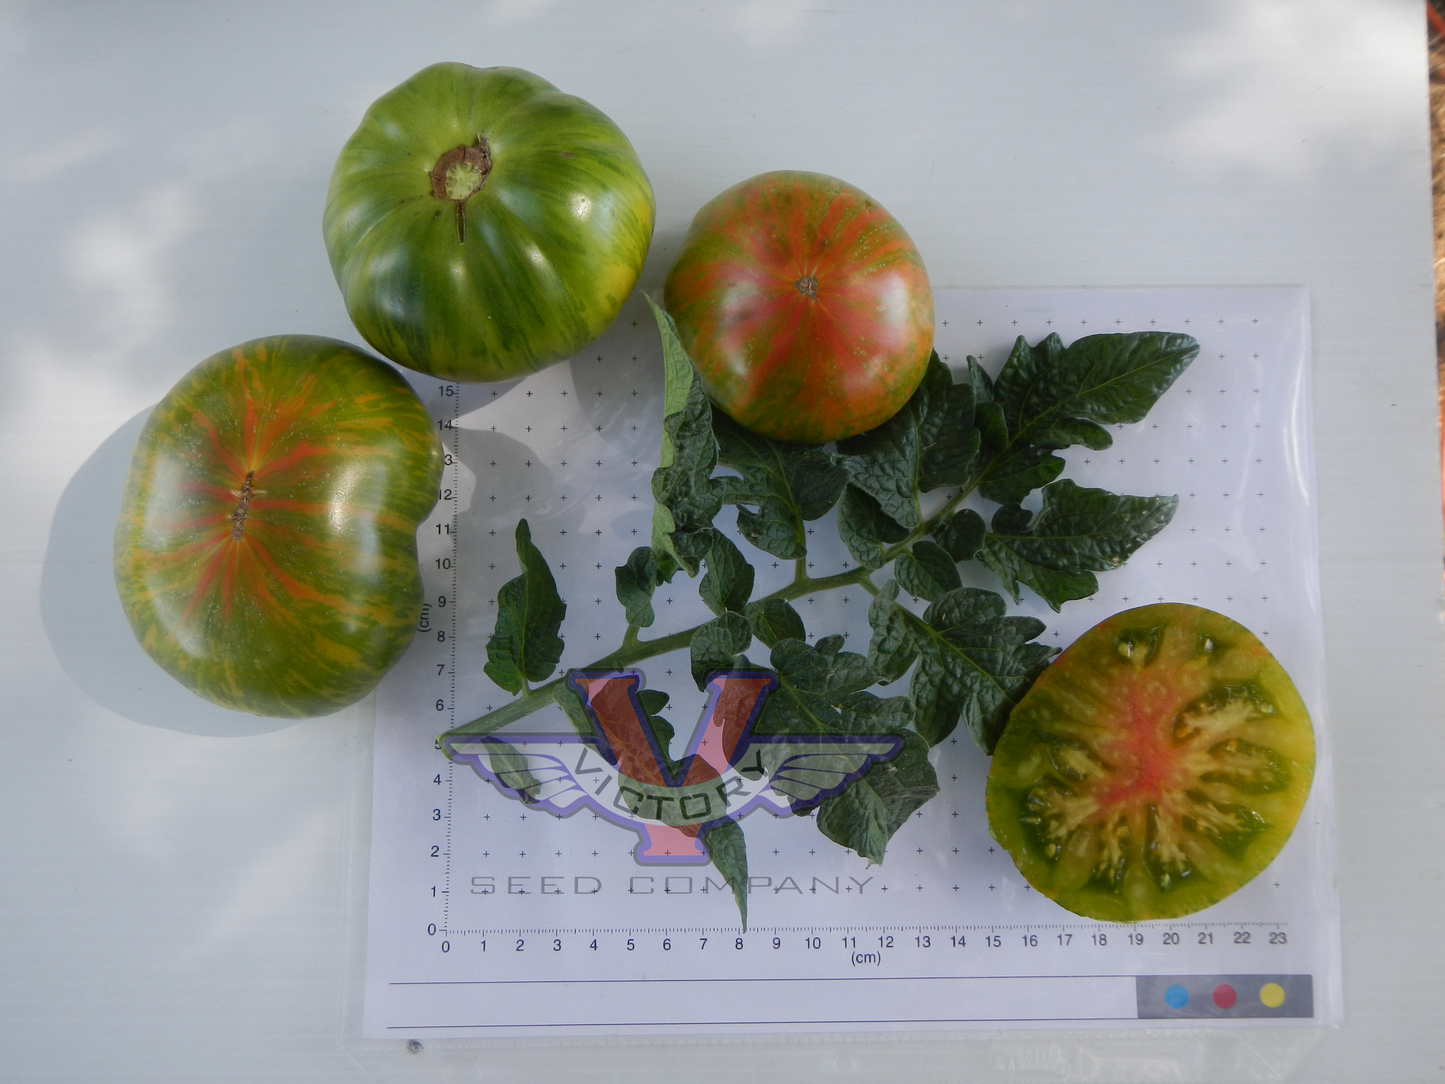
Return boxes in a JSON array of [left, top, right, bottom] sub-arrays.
[[391, 973, 1132, 987], [387, 1016, 1139, 1030]]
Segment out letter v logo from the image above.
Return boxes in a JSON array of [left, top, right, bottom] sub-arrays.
[[443, 669, 905, 866]]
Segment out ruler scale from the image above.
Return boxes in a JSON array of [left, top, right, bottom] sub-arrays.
[[366, 288, 1340, 1039]]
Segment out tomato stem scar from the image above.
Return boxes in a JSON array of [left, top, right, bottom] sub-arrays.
[[230, 471, 256, 540], [429, 137, 492, 244]]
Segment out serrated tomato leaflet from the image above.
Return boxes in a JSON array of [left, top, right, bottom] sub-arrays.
[[483, 519, 566, 694]]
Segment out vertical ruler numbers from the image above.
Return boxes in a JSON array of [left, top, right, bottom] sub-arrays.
[[425, 381, 461, 942]]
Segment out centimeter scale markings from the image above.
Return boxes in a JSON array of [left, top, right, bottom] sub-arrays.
[[427, 382, 462, 936], [439, 922, 1292, 939], [421, 923, 1294, 960]]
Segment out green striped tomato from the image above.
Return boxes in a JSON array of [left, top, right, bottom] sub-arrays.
[[663, 171, 933, 444], [114, 336, 444, 718], [324, 63, 655, 383]]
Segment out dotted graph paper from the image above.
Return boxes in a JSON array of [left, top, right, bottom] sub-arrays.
[[363, 288, 1339, 1039]]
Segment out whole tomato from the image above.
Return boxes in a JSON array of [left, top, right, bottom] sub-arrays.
[[114, 336, 443, 718], [664, 170, 933, 443], [324, 63, 655, 383]]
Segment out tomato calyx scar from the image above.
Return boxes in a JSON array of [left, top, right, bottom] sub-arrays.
[[229, 471, 256, 540], [794, 274, 819, 299], [429, 138, 493, 244]]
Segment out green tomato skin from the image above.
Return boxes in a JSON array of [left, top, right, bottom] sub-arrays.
[[114, 336, 444, 718], [324, 63, 656, 383]]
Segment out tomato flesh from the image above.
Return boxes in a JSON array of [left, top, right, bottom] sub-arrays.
[[986, 604, 1314, 921]]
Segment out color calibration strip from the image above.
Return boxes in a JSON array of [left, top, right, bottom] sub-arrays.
[[1136, 974, 1313, 1019]]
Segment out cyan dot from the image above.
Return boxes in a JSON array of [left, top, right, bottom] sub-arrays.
[[1164, 984, 1189, 1010]]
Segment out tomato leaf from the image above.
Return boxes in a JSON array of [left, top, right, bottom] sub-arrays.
[[868, 580, 1054, 751], [996, 331, 1199, 436], [837, 352, 979, 528], [865, 579, 917, 683], [743, 598, 806, 647], [932, 507, 986, 562], [464, 324, 1196, 926], [702, 817, 749, 931], [689, 612, 753, 689], [747, 636, 918, 860], [614, 546, 659, 628], [636, 687, 682, 774], [713, 411, 848, 559], [816, 730, 938, 863], [557, 680, 678, 767], [483, 519, 567, 693], [648, 295, 698, 461], [977, 444, 1067, 506], [647, 297, 726, 577], [977, 480, 1179, 611], [651, 376, 726, 574], [836, 485, 910, 571], [755, 637, 913, 737], [894, 539, 962, 603], [976, 332, 1197, 503], [699, 530, 755, 615]]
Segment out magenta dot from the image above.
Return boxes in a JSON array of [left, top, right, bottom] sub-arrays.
[[1212, 984, 1237, 1009]]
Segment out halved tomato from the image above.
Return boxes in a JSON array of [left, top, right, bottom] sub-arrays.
[[986, 603, 1314, 922]]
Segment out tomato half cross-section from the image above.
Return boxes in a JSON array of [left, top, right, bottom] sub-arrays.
[[114, 336, 444, 718], [986, 603, 1315, 922], [663, 170, 934, 444], [324, 63, 656, 383]]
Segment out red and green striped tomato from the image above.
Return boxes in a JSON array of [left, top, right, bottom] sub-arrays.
[[114, 336, 444, 718], [663, 171, 933, 444], [324, 63, 656, 383]]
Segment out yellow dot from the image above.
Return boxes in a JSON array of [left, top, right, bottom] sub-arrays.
[[1259, 982, 1286, 1008]]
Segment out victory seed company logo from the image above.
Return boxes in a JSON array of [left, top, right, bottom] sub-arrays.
[[442, 670, 902, 865]]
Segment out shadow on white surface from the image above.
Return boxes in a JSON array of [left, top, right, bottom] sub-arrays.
[[39, 407, 307, 737]]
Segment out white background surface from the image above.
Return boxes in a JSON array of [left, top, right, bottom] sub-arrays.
[[0, 2, 1440, 1082]]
